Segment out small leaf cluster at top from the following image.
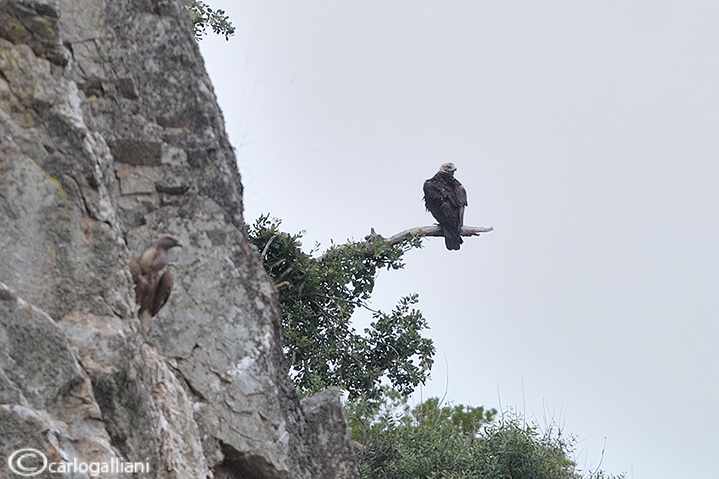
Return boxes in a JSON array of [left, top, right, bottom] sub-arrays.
[[185, 0, 235, 41]]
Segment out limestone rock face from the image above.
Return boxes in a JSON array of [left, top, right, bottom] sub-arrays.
[[0, 1, 359, 478]]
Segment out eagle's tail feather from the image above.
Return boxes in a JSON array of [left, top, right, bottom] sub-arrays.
[[444, 229, 463, 250]]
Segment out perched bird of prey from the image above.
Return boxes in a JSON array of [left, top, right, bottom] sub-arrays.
[[423, 163, 468, 250], [129, 234, 182, 334]]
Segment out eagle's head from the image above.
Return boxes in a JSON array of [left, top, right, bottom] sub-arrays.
[[439, 162, 457, 175]]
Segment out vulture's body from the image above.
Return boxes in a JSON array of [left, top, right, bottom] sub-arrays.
[[423, 163, 467, 250], [130, 234, 181, 334]]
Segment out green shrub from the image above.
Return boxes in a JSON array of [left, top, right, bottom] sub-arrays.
[[348, 395, 624, 479]]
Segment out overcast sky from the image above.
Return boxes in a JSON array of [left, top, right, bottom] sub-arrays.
[[199, 2, 719, 477]]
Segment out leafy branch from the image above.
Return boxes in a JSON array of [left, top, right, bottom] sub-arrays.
[[247, 215, 434, 400], [185, 0, 235, 41]]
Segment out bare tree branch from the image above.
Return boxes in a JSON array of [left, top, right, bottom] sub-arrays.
[[375, 225, 494, 245], [317, 224, 493, 261]]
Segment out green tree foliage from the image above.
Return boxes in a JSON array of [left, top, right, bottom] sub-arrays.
[[185, 0, 235, 41], [247, 215, 435, 400], [348, 394, 625, 479], [247, 216, 623, 478]]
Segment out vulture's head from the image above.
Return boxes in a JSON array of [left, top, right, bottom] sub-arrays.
[[156, 234, 182, 251], [439, 162, 457, 175]]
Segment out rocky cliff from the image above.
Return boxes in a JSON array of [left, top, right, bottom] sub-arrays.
[[0, 0, 359, 477]]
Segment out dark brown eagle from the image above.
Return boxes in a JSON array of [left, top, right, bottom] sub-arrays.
[[129, 234, 182, 334], [423, 163, 468, 250]]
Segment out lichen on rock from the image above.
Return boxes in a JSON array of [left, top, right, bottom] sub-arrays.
[[0, 1, 358, 477]]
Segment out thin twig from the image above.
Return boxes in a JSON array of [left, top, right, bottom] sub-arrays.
[[588, 438, 608, 479], [261, 232, 283, 259]]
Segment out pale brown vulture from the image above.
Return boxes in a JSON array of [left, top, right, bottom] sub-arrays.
[[129, 234, 182, 334]]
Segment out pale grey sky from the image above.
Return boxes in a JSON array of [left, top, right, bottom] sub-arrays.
[[199, 2, 719, 477]]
